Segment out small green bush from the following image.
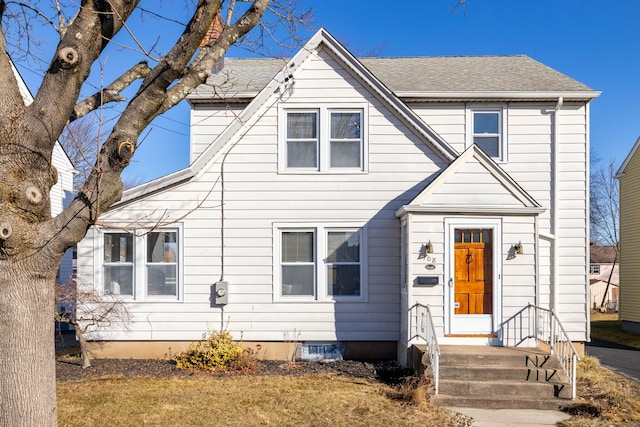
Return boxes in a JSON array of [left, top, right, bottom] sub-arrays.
[[174, 331, 254, 372]]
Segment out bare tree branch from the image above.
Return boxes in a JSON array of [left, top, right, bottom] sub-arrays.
[[590, 160, 620, 249], [71, 61, 152, 121], [27, 0, 141, 154]]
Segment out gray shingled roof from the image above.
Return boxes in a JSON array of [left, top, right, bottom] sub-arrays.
[[189, 55, 595, 101], [361, 56, 594, 93]]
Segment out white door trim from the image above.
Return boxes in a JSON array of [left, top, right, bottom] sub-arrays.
[[444, 217, 502, 336]]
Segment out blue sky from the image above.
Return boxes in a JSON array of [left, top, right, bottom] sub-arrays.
[[15, 1, 640, 184]]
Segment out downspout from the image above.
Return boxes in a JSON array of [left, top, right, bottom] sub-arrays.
[[585, 102, 592, 341], [552, 97, 563, 315]]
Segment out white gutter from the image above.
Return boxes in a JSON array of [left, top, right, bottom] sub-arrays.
[[552, 97, 564, 315], [395, 91, 600, 101]]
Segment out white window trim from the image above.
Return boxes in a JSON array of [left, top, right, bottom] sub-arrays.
[[273, 222, 368, 302], [466, 105, 508, 162], [95, 224, 184, 302], [278, 103, 369, 174]]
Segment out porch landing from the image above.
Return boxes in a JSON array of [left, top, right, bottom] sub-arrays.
[[414, 345, 578, 410]]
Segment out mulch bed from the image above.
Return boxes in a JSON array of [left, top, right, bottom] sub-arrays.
[[56, 357, 413, 384]]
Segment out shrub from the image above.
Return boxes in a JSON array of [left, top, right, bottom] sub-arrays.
[[174, 331, 255, 372]]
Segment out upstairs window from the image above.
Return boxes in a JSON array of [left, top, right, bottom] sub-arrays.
[[286, 112, 318, 168], [330, 112, 362, 168], [280, 105, 367, 172], [467, 107, 506, 161], [589, 264, 600, 275]]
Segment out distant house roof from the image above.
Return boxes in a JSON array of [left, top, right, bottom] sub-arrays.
[[190, 54, 598, 102], [590, 244, 618, 264]]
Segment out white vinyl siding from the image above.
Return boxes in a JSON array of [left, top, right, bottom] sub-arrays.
[[190, 104, 246, 162]]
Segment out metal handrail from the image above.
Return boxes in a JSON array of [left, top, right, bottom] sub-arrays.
[[410, 303, 440, 394], [501, 304, 580, 399]]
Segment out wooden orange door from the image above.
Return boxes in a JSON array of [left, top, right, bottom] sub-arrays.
[[454, 229, 493, 315]]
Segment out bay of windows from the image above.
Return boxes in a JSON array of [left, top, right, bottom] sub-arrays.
[[277, 225, 365, 301], [102, 229, 179, 300]]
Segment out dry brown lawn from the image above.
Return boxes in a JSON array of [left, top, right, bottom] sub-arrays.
[[557, 311, 640, 425], [57, 375, 469, 427], [559, 355, 640, 426]]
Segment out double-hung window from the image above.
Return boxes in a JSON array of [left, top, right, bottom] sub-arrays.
[[281, 230, 316, 297], [101, 228, 181, 300], [146, 231, 178, 297], [286, 112, 318, 168], [589, 264, 600, 275], [281, 105, 366, 172], [276, 224, 366, 301], [467, 107, 506, 161], [103, 232, 134, 296]]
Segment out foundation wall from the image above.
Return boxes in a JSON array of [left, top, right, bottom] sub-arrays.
[[86, 341, 398, 361]]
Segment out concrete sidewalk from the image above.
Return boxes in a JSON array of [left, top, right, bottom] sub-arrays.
[[449, 407, 571, 427]]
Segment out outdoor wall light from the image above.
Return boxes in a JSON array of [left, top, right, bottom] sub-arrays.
[[425, 240, 433, 254], [514, 241, 523, 254], [418, 241, 434, 259]]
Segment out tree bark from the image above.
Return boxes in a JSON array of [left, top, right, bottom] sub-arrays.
[[0, 260, 58, 425]]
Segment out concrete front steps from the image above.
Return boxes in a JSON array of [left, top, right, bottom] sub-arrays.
[[417, 345, 575, 410]]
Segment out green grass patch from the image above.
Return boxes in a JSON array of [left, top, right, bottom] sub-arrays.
[[590, 312, 640, 349]]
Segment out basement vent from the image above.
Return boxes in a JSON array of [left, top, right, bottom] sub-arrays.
[[297, 343, 345, 362]]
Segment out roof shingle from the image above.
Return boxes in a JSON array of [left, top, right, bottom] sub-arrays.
[[191, 54, 596, 101]]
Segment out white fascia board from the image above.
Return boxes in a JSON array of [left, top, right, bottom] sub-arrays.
[[187, 91, 257, 103], [395, 91, 601, 101], [615, 136, 640, 179], [111, 167, 195, 208], [395, 205, 545, 217]]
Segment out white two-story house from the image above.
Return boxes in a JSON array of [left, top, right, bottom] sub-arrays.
[[76, 29, 598, 364]]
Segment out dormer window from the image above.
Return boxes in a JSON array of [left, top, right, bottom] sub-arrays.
[[467, 107, 507, 161]]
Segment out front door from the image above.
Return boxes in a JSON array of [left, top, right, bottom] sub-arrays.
[[446, 222, 500, 336], [454, 229, 492, 315]]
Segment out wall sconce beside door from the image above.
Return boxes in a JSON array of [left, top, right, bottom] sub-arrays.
[[507, 241, 523, 260], [418, 240, 434, 259], [514, 241, 523, 254], [426, 240, 433, 254]]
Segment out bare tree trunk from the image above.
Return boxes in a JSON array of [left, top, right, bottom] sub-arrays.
[[0, 264, 57, 425], [600, 253, 618, 309], [75, 325, 92, 369]]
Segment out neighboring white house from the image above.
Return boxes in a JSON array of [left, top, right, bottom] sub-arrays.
[[76, 29, 599, 364], [589, 244, 619, 311], [12, 62, 75, 284]]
